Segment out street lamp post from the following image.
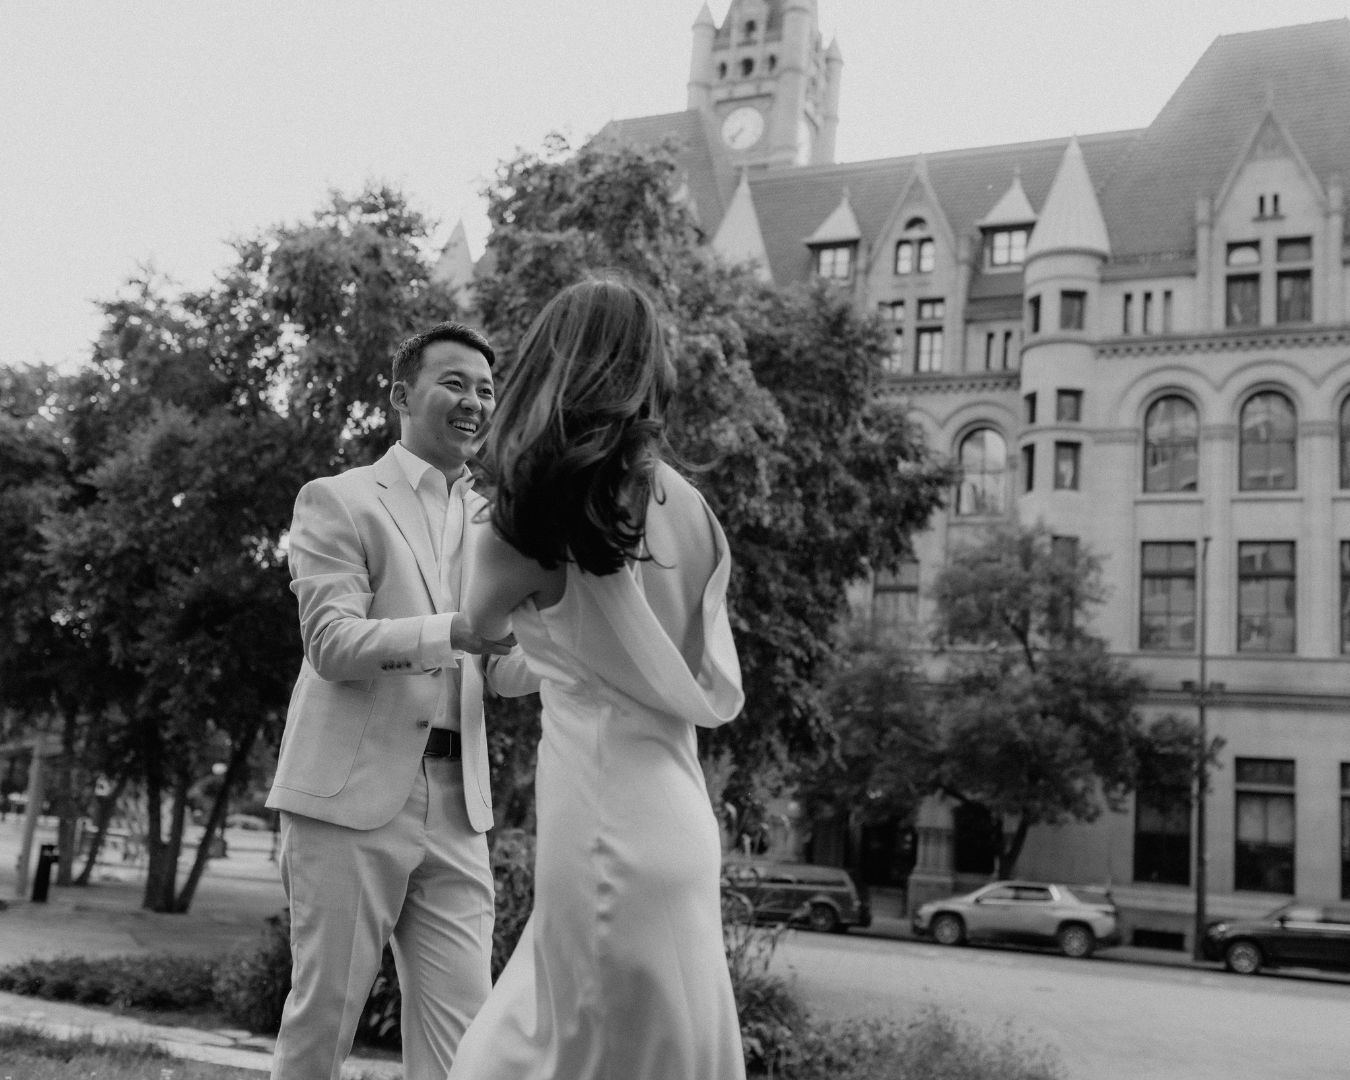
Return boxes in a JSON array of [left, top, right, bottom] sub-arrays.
[[1183, 536, 1221, 962]]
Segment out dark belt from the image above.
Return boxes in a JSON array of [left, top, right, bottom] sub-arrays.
[[423, 728, 462, 760]]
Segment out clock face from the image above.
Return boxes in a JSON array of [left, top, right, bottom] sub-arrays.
[[721, 106, 764, 150]]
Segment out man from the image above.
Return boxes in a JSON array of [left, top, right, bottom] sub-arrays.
[[267, 322, 534, 1080]]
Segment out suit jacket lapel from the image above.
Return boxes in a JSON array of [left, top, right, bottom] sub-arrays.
[[374, 450, 444, 612]]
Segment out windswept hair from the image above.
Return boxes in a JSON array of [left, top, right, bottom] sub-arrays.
[[488, 276, 675, 576]]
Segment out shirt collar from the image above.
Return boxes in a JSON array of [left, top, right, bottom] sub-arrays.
[[391, 442, 474, 494]]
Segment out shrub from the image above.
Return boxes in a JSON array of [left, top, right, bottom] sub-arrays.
[[212, 912, 291, 1033], [490, 827, 535, 980], [0, 953, 216, 1012]]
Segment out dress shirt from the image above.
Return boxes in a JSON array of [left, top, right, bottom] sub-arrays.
[[391, 443, 473, 725]]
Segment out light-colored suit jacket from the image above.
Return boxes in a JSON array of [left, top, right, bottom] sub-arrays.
[[266, 448, 532, 833]]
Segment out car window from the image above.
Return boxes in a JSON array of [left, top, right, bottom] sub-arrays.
[[764, 874, 797, 884], [1013, 886, 1053, 902], [1319, 907, 1350, 925], [1066, 887, 1112, 905], [981, 886, 1017, 901], [1279, 905, 1321, 923]]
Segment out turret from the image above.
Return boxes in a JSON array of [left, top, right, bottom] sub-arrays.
[[767, 0, 815, 166], [687, 3, 716, 111], [1020, 137, 1110, 536]]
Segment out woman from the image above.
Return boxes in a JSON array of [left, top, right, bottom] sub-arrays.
[[447, 277, 746, 1080]]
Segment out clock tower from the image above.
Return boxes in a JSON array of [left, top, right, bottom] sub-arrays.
[[687, 0, 842, 171]]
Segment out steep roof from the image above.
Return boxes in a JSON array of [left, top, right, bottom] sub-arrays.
[[745, 131, 1136, 284], [1101, 19, 1350, 261], [594, 110, 736, 235], [1025, 137, 1111, 260]]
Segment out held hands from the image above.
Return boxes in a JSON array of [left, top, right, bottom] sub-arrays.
[[452, 617, 516, 657]]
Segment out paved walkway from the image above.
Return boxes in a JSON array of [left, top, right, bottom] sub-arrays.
[[0, 816, 398, 1077]]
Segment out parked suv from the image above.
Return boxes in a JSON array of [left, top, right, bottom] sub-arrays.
[[1202, 901, 1350, 975], [721, 859, 871, 933], [912, 880, 1120, 958]]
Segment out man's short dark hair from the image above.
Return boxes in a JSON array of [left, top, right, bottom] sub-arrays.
[[392, 322, 496, 386]]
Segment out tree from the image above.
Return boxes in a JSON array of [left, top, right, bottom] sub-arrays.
[[473, 137, 953, 814], [928, 523, 1192, 878]]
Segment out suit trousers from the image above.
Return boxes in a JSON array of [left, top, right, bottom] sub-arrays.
[[271, 758, 494, 1080]]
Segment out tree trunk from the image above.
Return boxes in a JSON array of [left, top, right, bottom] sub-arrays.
[[74, 775, 128, 886], [175, 721, 259, 912], [998, 813, 1032, 879], [140, 719, 175, 912], [54, 709, 80, 887]]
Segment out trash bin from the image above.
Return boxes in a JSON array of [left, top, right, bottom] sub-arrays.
[[31, 843, 58, 903]]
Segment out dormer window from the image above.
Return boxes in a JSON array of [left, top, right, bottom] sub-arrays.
[[987, 227, 1029, 267], [895, 238, 935, 275], [740, 57, 755, 77], [815, 244, 854, 281]]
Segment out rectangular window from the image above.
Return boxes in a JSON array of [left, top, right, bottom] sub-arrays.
[[1342, 763, 1350, 900], [872, 559, 920, 640], [1277, 236, 1312, 263], [1122, 293, 1133, 334], [1053, 442, 1080, 490], [1023, 392, 1037, 424], [1162, 290, 1174, 332], [984, 332, 996, 371], [1237, 541, 1296, 653], [1134, 782, 1192, 886], [1056, 389, 1083, 423], [878, 300, 905, 321], [917, 239, 935, 273], [916, 329, 943, 373], [1276, 270, 1311, 323], [988, 228, 1028, 267], [1140, 542, 1196, 651], [816, 245, 853, 280], [1060, 290, 1086, 331], [917, 298, 945, 320], [1235, 758, 1296, 894], [1022, 444, 1035, 492], [894, 241, 913, 275], [1226, 275, 1260, 327], [1028, 296, 1041, 333], [882, 329, 905, 374], [1142, 291, 1153, 334], [1342, 542, 1350, 654], [1002, 330, 1014, 369]]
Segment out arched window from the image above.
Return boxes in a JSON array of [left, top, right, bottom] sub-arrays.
[[740, 57, 755, 77], [1239, 391, 1297, 490], [956, 428, 1007, 515], [1340, 396, 1350, 489], [1143, 396, 1199, 492]]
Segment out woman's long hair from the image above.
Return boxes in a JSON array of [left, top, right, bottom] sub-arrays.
[[488, 276, 676, 575]]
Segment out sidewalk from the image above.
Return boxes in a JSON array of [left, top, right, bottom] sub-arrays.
[[0, 816, 398, 1077]]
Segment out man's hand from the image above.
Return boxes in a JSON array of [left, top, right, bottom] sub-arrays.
[[452, 619, 516, 657]]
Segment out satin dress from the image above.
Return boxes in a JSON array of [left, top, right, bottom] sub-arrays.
[[448, 470, 746, 1080]]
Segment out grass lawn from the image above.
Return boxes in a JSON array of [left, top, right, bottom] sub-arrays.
[[0, 1025, 260, 1080]]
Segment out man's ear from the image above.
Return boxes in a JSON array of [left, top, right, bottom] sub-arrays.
[[390, 380, 408, 414]]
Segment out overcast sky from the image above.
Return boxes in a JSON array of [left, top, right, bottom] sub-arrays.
[[4, 0, 1349, 370]]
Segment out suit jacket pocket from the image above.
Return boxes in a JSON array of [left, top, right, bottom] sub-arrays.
[[274, 675, 377, 798]]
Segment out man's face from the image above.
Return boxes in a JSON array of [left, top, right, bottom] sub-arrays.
[[393, 339, 495, 474]]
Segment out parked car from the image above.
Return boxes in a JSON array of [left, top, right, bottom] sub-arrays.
[[912, 880, 1120, 958], [721, 859, 871, 933], [1201, 901, 1350, 975]]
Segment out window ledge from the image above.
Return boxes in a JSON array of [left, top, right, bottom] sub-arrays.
[[1135, 493, 1204, 504], [1231, 491, 1302, 502]]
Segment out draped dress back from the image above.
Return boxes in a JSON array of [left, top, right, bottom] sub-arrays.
[[447, 464, 746, 1080]]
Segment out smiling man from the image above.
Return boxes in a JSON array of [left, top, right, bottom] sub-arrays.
[[267, 322, 536, 1080]]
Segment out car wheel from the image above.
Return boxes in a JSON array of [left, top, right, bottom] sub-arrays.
[[721, 890, 754, 928], [931, 913, 965, 946], [1224, 940, 1263, 975], [1057, 923, 1095, 959], [806, 902, 840, 933]]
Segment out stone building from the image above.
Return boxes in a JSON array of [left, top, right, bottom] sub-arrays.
[[570, 1, 1350, 946]]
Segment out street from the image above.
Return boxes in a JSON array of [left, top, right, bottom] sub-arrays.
[[773, 930, 1350, 1080]]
